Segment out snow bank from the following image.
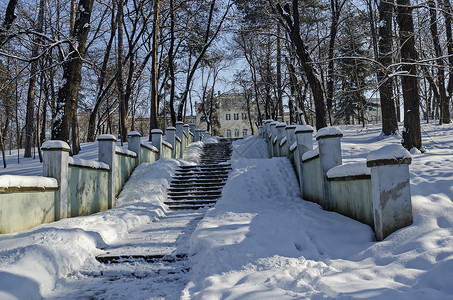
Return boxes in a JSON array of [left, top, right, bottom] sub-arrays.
[[231, 136, 269, 159], [0, 143, 203, 299]]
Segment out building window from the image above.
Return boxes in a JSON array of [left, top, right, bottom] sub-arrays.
[[243, 129, 248, 136], [242, 113, 247, 120], [234, 113, 239, 120], [226, 129, 231, 137], [234, 129, 239, 137], [226, 113, 231, 120]]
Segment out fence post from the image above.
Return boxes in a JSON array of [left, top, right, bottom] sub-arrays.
[[42, 141, 70, 220], [127, 131, 141, 166], [276, 123, 286, 156], [295, 125, 314, 195], [151, 129, 163, 159], [98, 134, 117, 209], [269, 121, 277, 157], [316, 127, 343, 210], [166, 126, 176, 158], [194, 129, 201, 142], [189, 123, 196, 135], [366, 145, 413, 241], [176, 122, 184, 156], [285, 125, 297, 156], [183, 124, 190, 144]]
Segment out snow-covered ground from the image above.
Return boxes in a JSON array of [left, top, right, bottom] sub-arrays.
[[1, 123, 453, 299]]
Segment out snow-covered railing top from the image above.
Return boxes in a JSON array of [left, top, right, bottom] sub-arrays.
[[0, 175, 58, 192]]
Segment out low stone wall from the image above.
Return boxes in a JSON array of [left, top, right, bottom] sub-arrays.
[[0, 123, 203, 234], [262, 119, 413, 241], [0, 176, 57, 233], [68, 158, 110, 217]]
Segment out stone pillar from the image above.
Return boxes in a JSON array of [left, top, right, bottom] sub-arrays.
[[269, 121, 277, 157], [151, 129, 163, 159], [166, 126, 176, 158], [366, 145, 413, 241], [184, 124, 190, 143], [127, 131, 141, 165], [189, 123, 196, 135], [316, 127, 343, 210], [295, 125, 314, 195], [285, 125, 297, 151], [175, 122, 184, 140], [194, 129, 201, 142], [42, 141, 70, 220], [276, 123, 286, 157], [98, 134, 117, 209]]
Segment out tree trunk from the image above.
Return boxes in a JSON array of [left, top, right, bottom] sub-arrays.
[[377, 0, 398, 135], [395, 0, 422, 150], [275, 1, 327, 129], [326, 0, 344, 126], [169, 0, 176, 126], [24, 0, 46, 157], [117, 0, 127, 143], [442, 0, 453, 123], [149, 0, 161, 138], [52, 0, 95, 142], [0, 0, 18, 47], [276, 24, 283, 120]]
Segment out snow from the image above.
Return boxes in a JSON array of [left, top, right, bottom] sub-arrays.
[[41, 141, 70, 150], [302, 147, 319, 161], [0, 175, 58, 189], [1, 123, 453, 299], [279, 136, 287, 147], [316, 126, 343, 139], [290, 141, 297, 152], [68, 157, 109, 170], [367, 144, 411, 163], [295, 125, 314, 133], [115, 146, 137, 157], [326, 162, 371, 179]]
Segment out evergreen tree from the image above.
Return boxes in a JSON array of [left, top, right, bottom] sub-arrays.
[[334, 11, 374, 126]]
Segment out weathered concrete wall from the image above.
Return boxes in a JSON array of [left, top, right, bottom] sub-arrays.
[[161, 142, 173, 159], [0, 176, 58, 233], [141, 143, 159, 163], [329, 178, 373, 227], [115, 150, 137, 197], [263, 120, 413, 241], [302, 155, 323, 204], [67, 165, 109, 217]]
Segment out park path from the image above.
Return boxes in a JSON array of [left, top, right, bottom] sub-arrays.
[[47, 140, 233, 300]]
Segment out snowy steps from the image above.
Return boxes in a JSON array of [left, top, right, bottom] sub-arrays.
[[165, 140, 233, 210], [72, 141, 233, 297]]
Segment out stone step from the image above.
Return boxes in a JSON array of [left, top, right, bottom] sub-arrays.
[[168, 190, 222, 196], [167, 186, 223, 192], [166, 204, 214, 210], [168, 182, 226, 188], [168, 194, 220, 201], [164, 199, 217, 206], [96, 253, 188, 264], [173, 174, 228, 180]]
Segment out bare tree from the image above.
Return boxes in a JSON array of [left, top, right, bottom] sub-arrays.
[[395, 0, 422, 150], [52, 0, 95, 142], [273, 0, 327, 129]]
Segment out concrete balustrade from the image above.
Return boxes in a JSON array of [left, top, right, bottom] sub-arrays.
[[0, 124, 202, 234], [263, 119, 413, 241]]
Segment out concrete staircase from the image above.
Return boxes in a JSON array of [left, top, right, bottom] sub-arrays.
[[54, 140, 235, 299], [165, 140, 232, 210]]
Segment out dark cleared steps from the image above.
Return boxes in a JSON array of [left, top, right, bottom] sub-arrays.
[[166, 140, 233, 210]]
